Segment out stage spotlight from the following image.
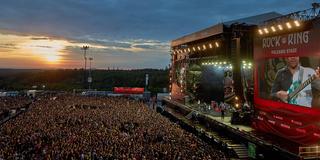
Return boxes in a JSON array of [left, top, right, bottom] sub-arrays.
[[271, 26, 276, 32], [258, 29, 263, 35], [209, 43, 213, 48], [263, 28, 269, 34], [294, 20, 300, 27], [197, 46, 201, 51], [286, 22, 292, 29], [203, 44, 206, 50], [278, 24, 283, 30], [193, 47, 196, 51], [215, 42, 219, 47], [188, 48, 191, 52]]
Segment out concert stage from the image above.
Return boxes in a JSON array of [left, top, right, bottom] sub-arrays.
[[168, 4, 320, 159], [162, 98, 302, 160]]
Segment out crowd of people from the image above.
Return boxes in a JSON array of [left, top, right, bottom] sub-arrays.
[[0, 97, 30, 120], [0, 95, 228, 159]]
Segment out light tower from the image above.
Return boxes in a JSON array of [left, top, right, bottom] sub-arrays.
[[88, 57, 93, 90], [82, 45, 89, 89]]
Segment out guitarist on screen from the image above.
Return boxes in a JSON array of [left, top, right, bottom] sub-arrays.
[[271, 56, 320, 108]]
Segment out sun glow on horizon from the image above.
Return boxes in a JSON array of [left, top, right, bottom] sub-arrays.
[[20, 39, 67, 64], [0, 32, 168, 69], [45, 55, 60, 63], [0, 33, 109, 68]]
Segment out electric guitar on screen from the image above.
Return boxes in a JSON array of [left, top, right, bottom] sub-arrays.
[[282, 74, 317, 104]]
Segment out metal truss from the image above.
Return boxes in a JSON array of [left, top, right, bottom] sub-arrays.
[[263, 3, 320, 25]]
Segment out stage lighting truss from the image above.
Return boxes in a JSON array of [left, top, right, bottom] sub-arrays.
[[201, 60, 252, 70], [242, 60, 252, 69], [258, 20, 300, 35], [257, 3, 320, 36], [201, 61, 233, 70], [171, 41, 220, 55]]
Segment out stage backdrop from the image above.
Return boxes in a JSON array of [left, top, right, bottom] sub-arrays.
[[198, 65, 224, 103], [185, 63, 225, 104]]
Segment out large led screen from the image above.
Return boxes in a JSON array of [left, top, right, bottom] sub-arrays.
[[258, 56, 320, 108]]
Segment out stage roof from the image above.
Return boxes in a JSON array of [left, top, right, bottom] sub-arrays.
[[171, 12, 282, 47]]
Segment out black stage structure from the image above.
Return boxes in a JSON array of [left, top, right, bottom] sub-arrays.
[[170, 12, 281, 107], [163, 12, 314, 159]]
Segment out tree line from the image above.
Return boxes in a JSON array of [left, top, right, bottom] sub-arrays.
[[0, 69, 169, 93]]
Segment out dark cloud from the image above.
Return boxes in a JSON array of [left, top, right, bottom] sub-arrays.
[[30, 37, 50, 40], [2, 43, 16, 47], [133, 44, 169, 50], [34, 45, 52, 48], [0, 0, 315, 41], [133, 45, 156, 50], [0, 43, 18, 49], [0, 0, 316, 68]]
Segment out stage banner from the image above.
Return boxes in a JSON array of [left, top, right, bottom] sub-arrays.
[[113, 87, 144, 94]]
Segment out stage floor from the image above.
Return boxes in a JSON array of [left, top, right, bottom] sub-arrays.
[[163, 98, 301, 155], [207, 114, 253, 132], [166, 100, 253, 132]]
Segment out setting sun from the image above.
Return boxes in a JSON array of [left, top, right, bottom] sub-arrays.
[[0, 33, 109, 68], [45, 54, 60, 63], [19, 38, 67, 64]]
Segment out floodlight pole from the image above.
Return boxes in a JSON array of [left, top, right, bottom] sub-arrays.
[[88, 57, 93, 90], [82, 45, 89, 89]]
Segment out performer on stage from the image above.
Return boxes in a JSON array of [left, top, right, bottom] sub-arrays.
[[271, 56, 320, 107]]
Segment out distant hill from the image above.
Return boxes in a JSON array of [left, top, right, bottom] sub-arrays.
[[0, 69, 169, 93]]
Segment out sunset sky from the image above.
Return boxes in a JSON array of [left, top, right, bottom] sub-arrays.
[[0, 0, 316, 69]]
